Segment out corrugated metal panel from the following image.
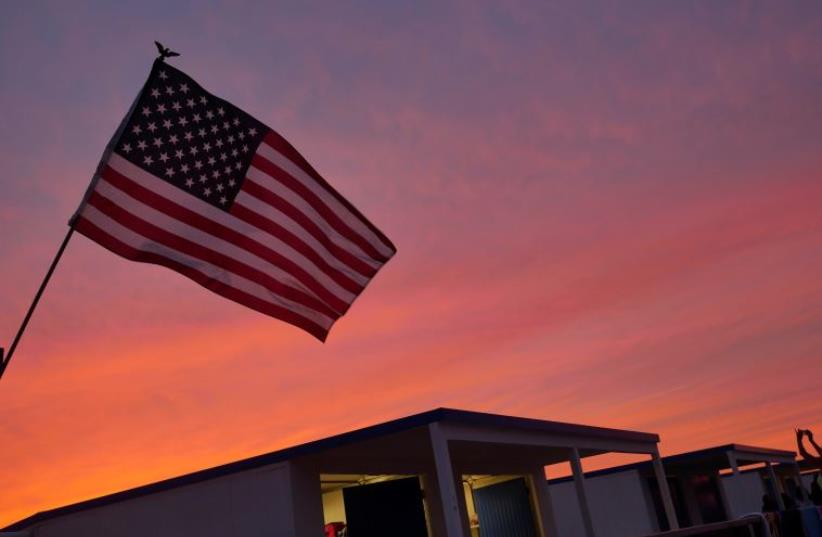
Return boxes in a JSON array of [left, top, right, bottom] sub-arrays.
[[473, 478, 538, 537]]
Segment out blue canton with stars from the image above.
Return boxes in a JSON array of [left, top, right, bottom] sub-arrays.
[[115, 61, 267, 210]]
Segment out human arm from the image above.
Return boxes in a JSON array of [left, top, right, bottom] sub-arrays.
[[805, 429, 822, 458]]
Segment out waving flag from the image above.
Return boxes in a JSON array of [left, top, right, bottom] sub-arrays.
[[72, 60, 396, 341]]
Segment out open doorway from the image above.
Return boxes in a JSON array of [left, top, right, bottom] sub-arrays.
[[321, 474, 430, 537], [463, 475, 540, 537]]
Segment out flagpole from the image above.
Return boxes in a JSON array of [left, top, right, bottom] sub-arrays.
[[0, 225, 75, 381]]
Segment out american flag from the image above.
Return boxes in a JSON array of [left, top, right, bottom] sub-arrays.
[[72, 60, 396, 341]]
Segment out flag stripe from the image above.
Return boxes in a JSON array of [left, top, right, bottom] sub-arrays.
[[107, 154, 371, 291], [73, 215, 331, 340], [250, 153, 390, 263], [85, 191, 339, 321], [95, 168, 354, 314], [238, 178, 380, 277], [262, 131, 396, 254], [230, 195, 375, 283]]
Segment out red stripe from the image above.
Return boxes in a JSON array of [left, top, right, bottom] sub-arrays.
[[73, 216, 329, 341], [251, 153, 389, 263], [263, 130, 396, 254], [99, 165, 355, 314], [86, 191, 339, 321], [239, 179, 378, 278]]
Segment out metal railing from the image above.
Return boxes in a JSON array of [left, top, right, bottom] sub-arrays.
[[638, 515, 771, 537]]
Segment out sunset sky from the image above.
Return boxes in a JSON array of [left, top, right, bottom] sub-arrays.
[[1, 1, 821, 526]]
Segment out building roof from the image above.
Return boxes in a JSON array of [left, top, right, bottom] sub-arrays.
[[548, 443, 797, 484], [4, 407, 657, 531]]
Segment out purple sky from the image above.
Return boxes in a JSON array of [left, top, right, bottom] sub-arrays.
[[1, 1, 821, 526]]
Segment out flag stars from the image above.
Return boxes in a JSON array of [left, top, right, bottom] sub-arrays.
[[121, 66, 265, 210], [159, 70, 168, 80]]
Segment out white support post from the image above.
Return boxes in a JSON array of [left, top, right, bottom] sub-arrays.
[[765, 462, 786, 511], [530, 465, 560, 537], [652, 449, 679, 530], [429, 423, 468, 537], [724, 452, 742, 519], [570, 448, 597, 537]]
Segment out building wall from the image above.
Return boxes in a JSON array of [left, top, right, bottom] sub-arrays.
[[720, 472, 765, 518], [549, 470, 655, 537], [27, 463, 295, 537]]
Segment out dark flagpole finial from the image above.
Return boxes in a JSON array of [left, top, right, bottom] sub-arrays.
[[154, 41, 180, 62]]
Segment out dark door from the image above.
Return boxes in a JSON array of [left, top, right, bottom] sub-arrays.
[[472, 478, 538, 537], [343, 477, 428, 537], [690, 475, 727, 524]]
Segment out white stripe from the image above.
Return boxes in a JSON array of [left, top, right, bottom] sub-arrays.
[[92, 178, 354, 310], [233, 190, 379, 276], [105, 153, 367, 295], [79, 204, 335, 330], [246, 166, 380, 265], [256, 141, 394, 258]]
